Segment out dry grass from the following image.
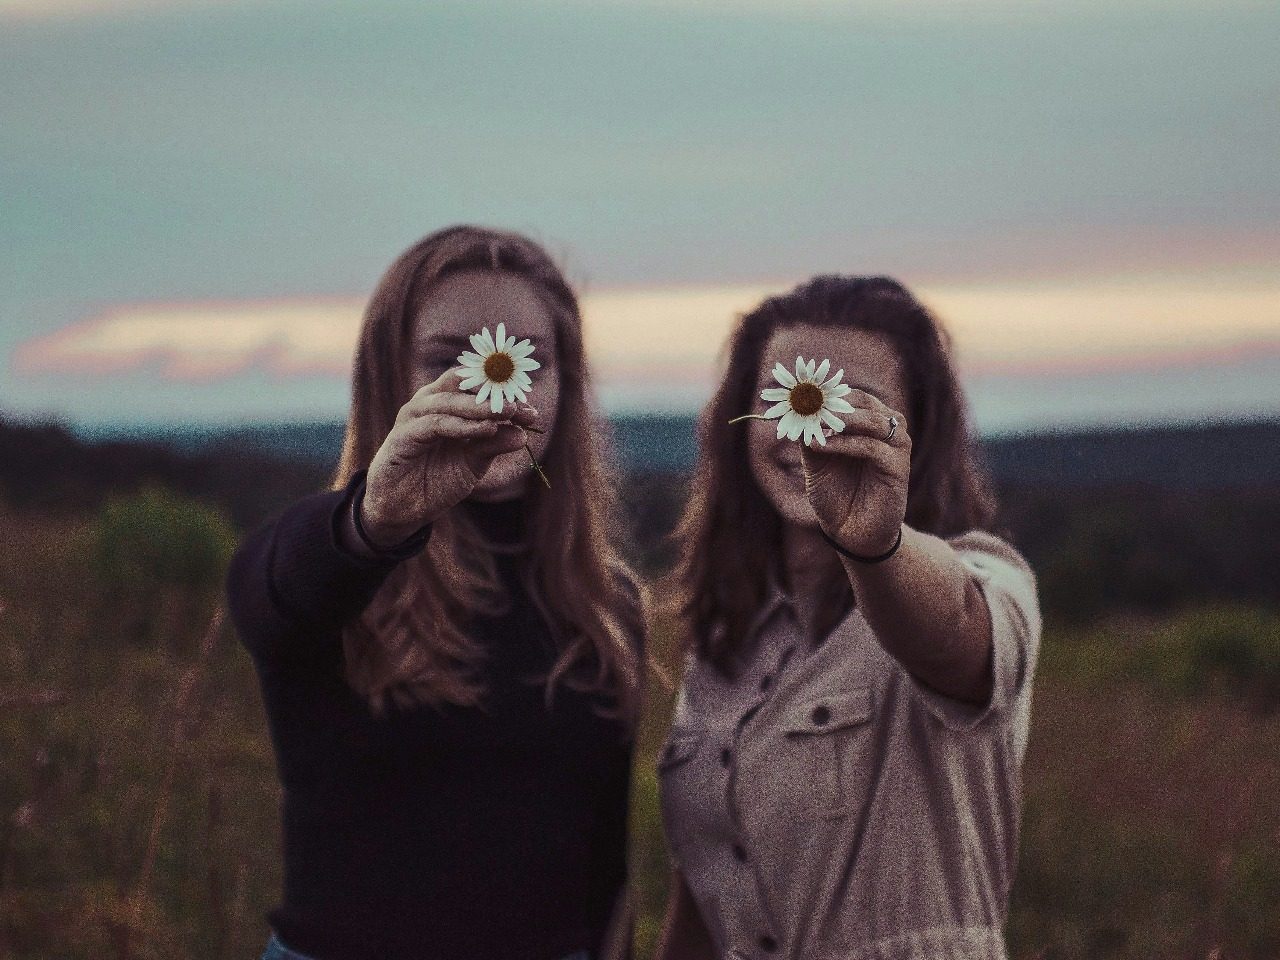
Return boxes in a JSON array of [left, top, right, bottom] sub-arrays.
[[1, 493, 1277, 959]]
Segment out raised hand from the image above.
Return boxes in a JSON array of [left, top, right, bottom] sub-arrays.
[[798, 388, 910, 556], [360, 368, 540, 546]]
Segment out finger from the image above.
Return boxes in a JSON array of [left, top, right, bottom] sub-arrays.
[[463, 423, 529, 469], [393, 413, 503, 443], [842, 388, 905, 424], [823, 407, 910, 445], [801, 430, 904, 475], [397, 387, 521, 425]]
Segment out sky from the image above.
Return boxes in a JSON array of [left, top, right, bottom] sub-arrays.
[[3, 0, 1278, 435]]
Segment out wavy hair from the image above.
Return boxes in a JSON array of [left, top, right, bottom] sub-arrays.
[[659, 275, 1001, 674], [332, 225, 645, 726]]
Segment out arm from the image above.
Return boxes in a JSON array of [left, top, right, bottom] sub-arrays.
[[224, 468, 428, 666], [799, 389, 993, 705], [227, 368, 541, 668], [832, 524, 992, 704], [652, 871, 717, 960]]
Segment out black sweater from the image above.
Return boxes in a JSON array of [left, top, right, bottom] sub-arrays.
[[224, 468, 634, 960]]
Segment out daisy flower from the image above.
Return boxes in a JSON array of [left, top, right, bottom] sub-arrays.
[[731, 355, 856, 446], [455, 322, 540, 414]]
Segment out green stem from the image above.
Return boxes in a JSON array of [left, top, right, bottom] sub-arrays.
[[525, 440, 551, 489]]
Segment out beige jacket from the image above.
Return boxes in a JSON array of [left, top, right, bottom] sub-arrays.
[[657, 529, 1042, 960]]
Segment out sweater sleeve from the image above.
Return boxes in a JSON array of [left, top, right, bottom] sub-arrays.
[[224, 467, 430, 667]]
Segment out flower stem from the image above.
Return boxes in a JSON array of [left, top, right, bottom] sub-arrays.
[[525, 440, 551, 489], [727, 413, 770, 425]]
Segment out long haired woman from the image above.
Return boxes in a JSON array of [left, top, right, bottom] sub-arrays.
[[653, 276, 1041, 960], [226, 225, 644, 960]]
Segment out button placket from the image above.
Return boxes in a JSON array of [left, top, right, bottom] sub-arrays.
[[721, 640, 797, 955]]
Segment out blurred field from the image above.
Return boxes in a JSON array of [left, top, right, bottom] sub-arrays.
[[2, 480, 1278, 959]]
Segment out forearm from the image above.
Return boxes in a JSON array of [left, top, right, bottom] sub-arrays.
[[225, 473, 423, 663], [652, 872, 717, 960], [835, 523, 992, 703]]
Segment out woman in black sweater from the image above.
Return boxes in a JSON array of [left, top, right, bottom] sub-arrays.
[[225, 225, 646, 960]]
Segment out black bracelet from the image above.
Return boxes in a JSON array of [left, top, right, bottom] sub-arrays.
[[818, 524, 903, 563], [352, 476, 432, 560]]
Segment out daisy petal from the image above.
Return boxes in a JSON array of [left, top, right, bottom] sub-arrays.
[[763, 400, 790, 418], [819, 407, 845, 431], [480, 327, 496, 353], [494, 322, 506, 350], [825, 396, 857, 413], [824, 383, 852, 397], [795, 356, 806, 382], [458, 374, 488, 390], [760, 388, 791, 402], [490, 387, 505, 413], [804, 358, 817, 380], [469, 333, 488, 355], [458, 352, 485, 368], [823, 367, 845, 387], [807, 424, 827, 446], [511, 339, 535, 358], [773, 362, 797, 388], [476, 381, 492, 403], [813, 358, 830, 382], [517, 358, 541, 371]]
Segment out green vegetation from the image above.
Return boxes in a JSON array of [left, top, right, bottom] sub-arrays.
[[2, 487, 1277, 959]]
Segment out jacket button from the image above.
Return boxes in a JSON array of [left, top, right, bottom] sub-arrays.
[[720, 747, 732, 766], [811, 704, 831, 725], [732, 843, 747, 861], [759, 934, 779, 952]]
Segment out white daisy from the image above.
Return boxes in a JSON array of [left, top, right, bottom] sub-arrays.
[[454, 322, 541, 413], [760, 355, 856, 446]]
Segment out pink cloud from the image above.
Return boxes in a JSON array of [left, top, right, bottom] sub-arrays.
[[11, 280, 1280, 395]]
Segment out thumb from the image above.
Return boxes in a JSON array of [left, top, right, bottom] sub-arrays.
[[463, 423, 527, 475], [797, 426, 833, 479]]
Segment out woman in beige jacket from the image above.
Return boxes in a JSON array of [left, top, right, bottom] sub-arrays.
[[653, 276, 1042, 960]]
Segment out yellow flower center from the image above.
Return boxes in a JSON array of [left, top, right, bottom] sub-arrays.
[[484, 351, 515, 383], [789, 382, 824, 416]]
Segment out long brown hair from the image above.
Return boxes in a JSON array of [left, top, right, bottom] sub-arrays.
[[660, 275, 1001, 674], [332, 225, 645, 726]]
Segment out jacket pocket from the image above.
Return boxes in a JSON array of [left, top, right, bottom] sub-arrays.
[[782, 687, 875, 818]]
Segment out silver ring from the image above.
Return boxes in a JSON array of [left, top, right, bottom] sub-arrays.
[[884, 415, 898, 442]]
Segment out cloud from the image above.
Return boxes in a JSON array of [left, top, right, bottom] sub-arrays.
[[12, 281, 1280, 403]]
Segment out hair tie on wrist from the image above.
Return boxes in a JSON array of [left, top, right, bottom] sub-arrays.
[[818, 524, 903, 563], [352, 475, 432, 559]]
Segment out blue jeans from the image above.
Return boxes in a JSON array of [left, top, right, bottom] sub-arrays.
[[260, 931, 591, 960]]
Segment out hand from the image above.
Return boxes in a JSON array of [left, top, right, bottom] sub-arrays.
[[360, 368, 541, 544], [798, 388, 910, 556]]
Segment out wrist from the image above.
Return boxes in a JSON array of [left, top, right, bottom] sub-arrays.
[[351, 479, 432, 559], [820, 523, 904, 564]]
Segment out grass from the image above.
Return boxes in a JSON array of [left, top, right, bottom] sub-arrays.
[[2, 490, 1278, 958]]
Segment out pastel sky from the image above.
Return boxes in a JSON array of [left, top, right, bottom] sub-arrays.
[[3, 0, 1278, 434]]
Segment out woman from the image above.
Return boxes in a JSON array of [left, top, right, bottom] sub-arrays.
[[653, 276, 1041, 960], [225, 225, 644, 960]]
